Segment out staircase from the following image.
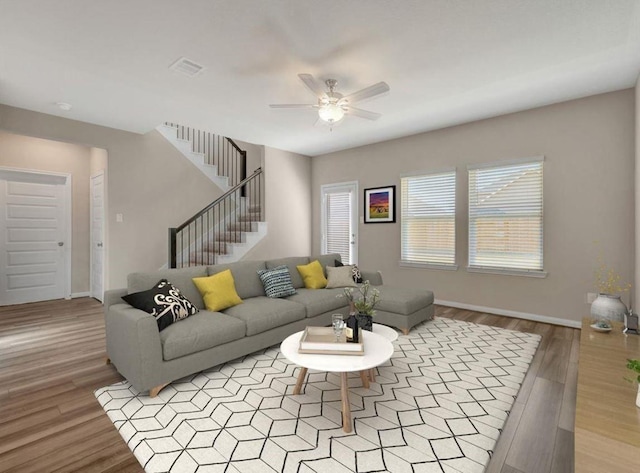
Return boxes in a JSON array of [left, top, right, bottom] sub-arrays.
[[157, 122, 248, 191], [159, 123, 267, 267]]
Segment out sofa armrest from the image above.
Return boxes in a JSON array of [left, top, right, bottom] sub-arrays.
[[104, 288, 128, 311], [360, 270, 383, 286], [105, 303, 163, 392]]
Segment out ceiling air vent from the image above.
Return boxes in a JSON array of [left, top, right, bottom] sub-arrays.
[[169, 57, 205, 77]]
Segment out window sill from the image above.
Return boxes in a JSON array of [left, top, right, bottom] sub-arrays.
[[399, 261, 458, 271], [466, 266, 548, 278]]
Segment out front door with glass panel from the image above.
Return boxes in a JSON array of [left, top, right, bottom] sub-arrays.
[[321, 182, 358, 265]]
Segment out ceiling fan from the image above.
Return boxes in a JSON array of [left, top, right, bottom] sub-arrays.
[[269, 73, 390, 127]]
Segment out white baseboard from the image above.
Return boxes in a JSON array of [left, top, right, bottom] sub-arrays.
[[434, 299, 582, 329], [71, 292, 91, 298]]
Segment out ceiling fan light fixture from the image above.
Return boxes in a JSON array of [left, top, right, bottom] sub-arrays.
[[269, 73, 389, 127], [318, 103, 345, 123]]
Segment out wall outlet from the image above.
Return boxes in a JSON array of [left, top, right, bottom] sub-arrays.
[[586, 292, 598, 304], [116, 213, 123, 223]]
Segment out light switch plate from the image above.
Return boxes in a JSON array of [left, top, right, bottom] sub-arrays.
[[116, 213, 123, 223]]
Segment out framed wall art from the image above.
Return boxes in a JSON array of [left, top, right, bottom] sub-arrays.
[[364, 185, 396, 223]]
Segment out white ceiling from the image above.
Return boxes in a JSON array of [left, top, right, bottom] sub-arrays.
[[1, 0, 639, 156]]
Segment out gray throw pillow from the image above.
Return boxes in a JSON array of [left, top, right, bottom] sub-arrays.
[[326, 265, 358, 289], [335, 259, 363, 283]]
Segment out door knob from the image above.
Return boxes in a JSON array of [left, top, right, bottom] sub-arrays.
[[58, 242, 64, 247]]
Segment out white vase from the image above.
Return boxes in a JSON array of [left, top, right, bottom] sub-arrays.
[[590, 293, 627, 322]]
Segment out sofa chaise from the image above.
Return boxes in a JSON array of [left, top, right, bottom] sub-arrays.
[[104, 254, 434, 396]]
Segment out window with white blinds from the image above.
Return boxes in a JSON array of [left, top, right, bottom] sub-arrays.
[[325, 192, 351, 263], [401, 170, 456, 267], [468, 158, 544, 274]]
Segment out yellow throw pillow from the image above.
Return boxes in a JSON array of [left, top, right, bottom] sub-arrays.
[[297, 260, 328, 289], [192, 269, 242, 312]]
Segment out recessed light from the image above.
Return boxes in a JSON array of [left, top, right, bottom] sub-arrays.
[[56, 102, 72, 111]]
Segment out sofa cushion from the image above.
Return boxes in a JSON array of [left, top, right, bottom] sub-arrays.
[[310, 253, 341, 277], [159, 311, 246, 361], [257, 265, 297, 298], [192, 270, 243, 312], [375, 286, 434, 315], [285, 288, 348, 318], [223, 297, 306, 336], [266, 256, 309, 289], [128, 266, 207, 309], [122, 279, 199, 331], [207, 260, 267, 299]]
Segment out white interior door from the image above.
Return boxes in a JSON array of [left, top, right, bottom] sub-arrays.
[[321, 181, 358, 264], [0, 172, 69, 306], [90, 172, 105, 302]]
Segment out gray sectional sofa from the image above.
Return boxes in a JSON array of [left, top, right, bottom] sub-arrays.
[[104, 254, 434, 396]]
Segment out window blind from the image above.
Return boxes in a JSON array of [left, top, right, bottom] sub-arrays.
[[401, 170, 456, 266], [468, 159, 543, 272], [325, 192, 351, 264]]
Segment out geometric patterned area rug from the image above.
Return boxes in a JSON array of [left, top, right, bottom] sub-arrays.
[[95, 318, 540, 473]]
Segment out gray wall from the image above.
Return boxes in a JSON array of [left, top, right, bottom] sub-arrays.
[[233, 139, 263, 176], [636, 75, 640, 312], [312, 90, 635, 325], [0, 104, 313, 290], [89, 147, 108, 175], [243, 146, 312, 260], [0, 131, 91, 294], [0, 104, 224, 289]]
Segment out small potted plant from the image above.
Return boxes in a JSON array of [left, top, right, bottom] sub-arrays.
[[591, 253, 631, 324], [339, 281, 380, 331], [626, 359, 640, 408]]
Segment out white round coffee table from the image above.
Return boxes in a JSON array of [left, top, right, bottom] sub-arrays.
[[280, 329, 394, 433], [372, 323, 399, 342]]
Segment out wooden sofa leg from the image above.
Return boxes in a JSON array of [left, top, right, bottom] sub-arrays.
[[401, 327, 411, 336], [105, 357, 111, 365], [149, 383, 169, 398]]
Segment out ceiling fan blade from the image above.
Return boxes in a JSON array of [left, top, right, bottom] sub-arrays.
[[269, 104, 317, 109], [342, 81, 389, 104], [298, 73, 327, 98], [346, 107, 381, 120]]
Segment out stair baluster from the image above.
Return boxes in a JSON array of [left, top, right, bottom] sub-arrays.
[[164, 122, 247, 190], [168, 168, 264, 268]]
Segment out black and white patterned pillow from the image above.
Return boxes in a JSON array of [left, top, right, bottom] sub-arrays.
[[122, 279, 199, 331], [334, 259, 363, 283], [352, 265, 363, 283], [257, 265, 297, 298]]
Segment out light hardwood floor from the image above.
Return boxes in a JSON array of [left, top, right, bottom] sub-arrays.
[[0, 298, 578, 472]]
